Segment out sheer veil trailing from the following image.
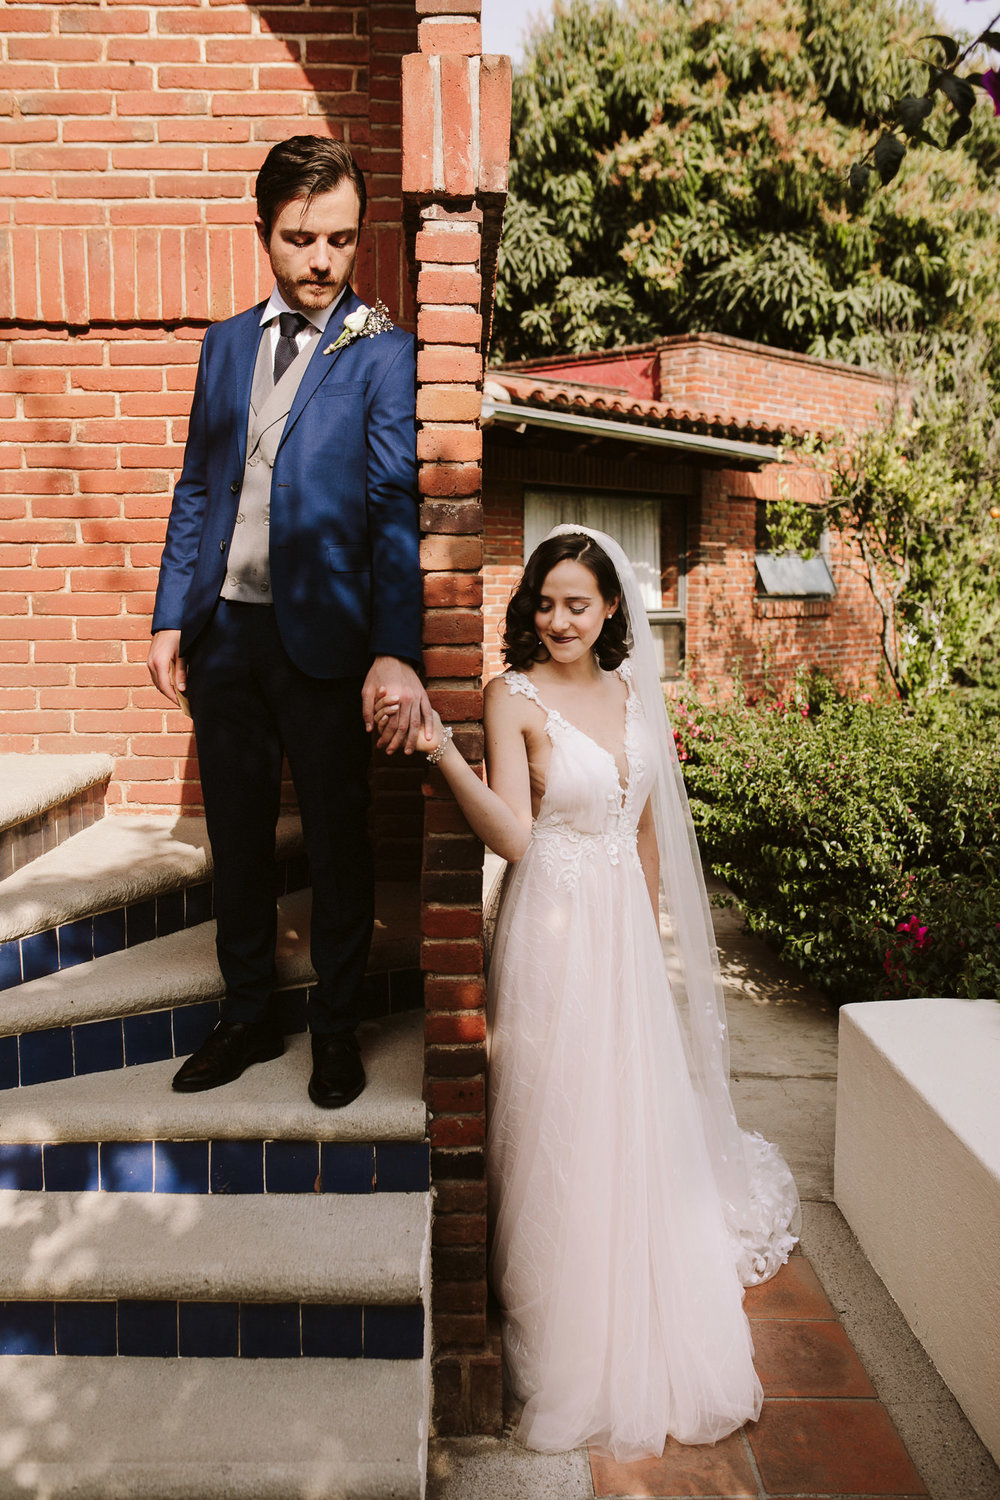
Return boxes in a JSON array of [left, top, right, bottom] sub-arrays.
[[547, 523, 800, 1284]]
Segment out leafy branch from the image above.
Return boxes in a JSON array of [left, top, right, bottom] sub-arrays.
[[849, 14, 1000, 204]]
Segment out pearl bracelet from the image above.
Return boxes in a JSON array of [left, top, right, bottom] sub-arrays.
[[426, 725, 453, 766]]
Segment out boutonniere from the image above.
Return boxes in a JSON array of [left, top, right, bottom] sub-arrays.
[[322, 298, 394, 355]]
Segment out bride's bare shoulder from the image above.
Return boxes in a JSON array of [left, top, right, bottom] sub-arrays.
[[485, 671, 539, 728]]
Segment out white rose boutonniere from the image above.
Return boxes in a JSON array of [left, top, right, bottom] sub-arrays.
[[323, 298, 394, 355]]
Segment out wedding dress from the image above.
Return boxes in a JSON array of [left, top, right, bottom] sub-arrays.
[[485, 529, 799, 1462]]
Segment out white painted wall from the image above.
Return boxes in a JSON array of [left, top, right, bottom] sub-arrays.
[[835, 997, 1000, 1464]]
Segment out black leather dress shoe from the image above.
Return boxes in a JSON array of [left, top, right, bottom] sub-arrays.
[[171, 1016, 284, 1093], [308, 1031, 366, 1109]]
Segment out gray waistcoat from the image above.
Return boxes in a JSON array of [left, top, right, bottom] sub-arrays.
[[221, 326, 317, 605]]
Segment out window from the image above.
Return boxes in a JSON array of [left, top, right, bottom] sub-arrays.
[[754, 501, 835, 599], [524, 488, 686, 678]]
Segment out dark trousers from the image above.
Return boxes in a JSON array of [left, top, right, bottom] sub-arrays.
[[186, 600, 373, 1036]]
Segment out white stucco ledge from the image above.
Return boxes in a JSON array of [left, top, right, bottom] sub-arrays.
[[835, 997, 1000, 1465]]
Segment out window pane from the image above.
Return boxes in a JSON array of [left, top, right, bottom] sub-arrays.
[[523, 490, 661, 609]]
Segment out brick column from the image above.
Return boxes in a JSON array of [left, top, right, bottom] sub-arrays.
[[401, 4, 511, 1437]]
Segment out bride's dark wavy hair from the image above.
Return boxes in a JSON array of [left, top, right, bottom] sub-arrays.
[[501, 532, 631, 671]]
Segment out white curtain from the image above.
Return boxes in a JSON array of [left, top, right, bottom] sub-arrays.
[[524, 490, 661, 610]]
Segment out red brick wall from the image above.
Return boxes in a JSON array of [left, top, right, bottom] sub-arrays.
[[0, 0, 416, 808], [685, 463, 885, 698], [656, 333, 895, 437]]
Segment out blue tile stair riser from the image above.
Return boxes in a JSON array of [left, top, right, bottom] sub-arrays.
[[124, 1009, 173, 1066], [0, 1138, 430, 1192], [0, 1303, 422, 1357], [172, 999, 222, 1056], [55, 1300, 117, 1357], [0, 938, 22, 990], [240, 1302, 302, 1359], [19, 1026, 74, 1087], [155, 888, 185, 939], [0, 1035, 18, 1091], [365, 1305, 425, 1360], [179, 1301, 239, 1358], [376, 1141, 431, 1193], [320, 1142, 376, 1194], [58, 916, 94, 970], [210, 1139, 265, 1194], [124, 899, 156, 947], [0, 1143, 43, 1190], [264, 1140, 320, 1193], [72, 1017, 125, 1077], [118, 1299, 178, 1358], [20, 929, 59, 984], [0, 1302, 55, 1356], [43, 1142, 100, 1192], [184, 882, 213, 927], [100, 1141, 154, 1193], [302, 1303, 363, 1358], [154, 1139, 210, 1194], [92, 907, 126, 960]]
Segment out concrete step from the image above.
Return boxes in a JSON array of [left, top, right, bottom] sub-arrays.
[[0, 1356, 427, 1498], [0, 753, 114, 880], [0, 812, 307, 988], [0, 1187, 430, 1305], [0, 1014, 426, 1151], [0, 912, 422, 1092]]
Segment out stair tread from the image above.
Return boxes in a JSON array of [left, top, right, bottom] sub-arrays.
[[0, 812, 303, 944], [0, 1015, 426, 1143], [0, 753, 114, 835], [2, 889, 311, 1031], [0, 1185, 430, 1302], [2, 883, 419, 1033], [0, 1355, 426, 1499]]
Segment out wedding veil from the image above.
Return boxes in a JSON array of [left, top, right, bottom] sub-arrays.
[[547, 524, 800, 1284]]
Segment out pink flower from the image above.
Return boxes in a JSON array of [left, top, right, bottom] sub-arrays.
[[984, 68, 1000, 115]]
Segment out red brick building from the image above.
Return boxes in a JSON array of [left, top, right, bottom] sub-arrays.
[[483, 334, 895, 698], [1, 0, 508, 1452]]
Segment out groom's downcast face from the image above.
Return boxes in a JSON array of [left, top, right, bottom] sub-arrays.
[[257, 178, 361, 314]]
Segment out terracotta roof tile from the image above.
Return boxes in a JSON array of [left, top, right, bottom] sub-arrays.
[[491, 375, 799, 444]]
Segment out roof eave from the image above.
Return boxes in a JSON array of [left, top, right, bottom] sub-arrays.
[[481, 399, 780, 466]]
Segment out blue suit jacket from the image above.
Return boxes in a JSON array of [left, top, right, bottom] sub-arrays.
[[151, 288, 423, 679]]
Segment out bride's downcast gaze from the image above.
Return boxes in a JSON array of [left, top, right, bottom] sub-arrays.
[[377, 526, 801, 1461]]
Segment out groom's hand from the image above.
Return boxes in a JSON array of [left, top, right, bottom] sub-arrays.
[[362, 656, 434, 755]]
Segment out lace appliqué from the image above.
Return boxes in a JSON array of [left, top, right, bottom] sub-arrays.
[[532, 823, 634, 891]]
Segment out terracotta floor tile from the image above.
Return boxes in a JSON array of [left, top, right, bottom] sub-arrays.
[[744, 1256, 835, 1321], [589, 1430, 756, 1498], [751, 1318, 877, 1398], [747, 1398, 927, 1496]]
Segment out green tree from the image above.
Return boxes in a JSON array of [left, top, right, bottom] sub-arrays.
[[769, 335, 1000, 696], [494, 0, 1000, 364]]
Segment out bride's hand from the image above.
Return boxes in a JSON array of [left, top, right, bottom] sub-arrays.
[[374, 689, 445, 757]]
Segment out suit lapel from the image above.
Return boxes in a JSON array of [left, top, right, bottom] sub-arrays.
[[279, 288, 363, 451], [233, 305, 267, 471]]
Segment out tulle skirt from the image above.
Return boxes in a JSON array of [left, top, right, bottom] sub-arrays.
[[486, 842, 790, 1460]]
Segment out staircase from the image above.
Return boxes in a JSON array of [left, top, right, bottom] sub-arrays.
[[0, 755, 430, 1499]]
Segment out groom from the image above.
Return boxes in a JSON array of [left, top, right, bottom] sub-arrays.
[[147, 136, 430, 1108]]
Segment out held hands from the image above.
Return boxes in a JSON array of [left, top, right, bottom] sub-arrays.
[[362, 656, 435, 754], [373, 688, 445, 758]]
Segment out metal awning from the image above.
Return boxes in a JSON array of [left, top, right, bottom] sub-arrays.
[[481, 397, 780, 465]]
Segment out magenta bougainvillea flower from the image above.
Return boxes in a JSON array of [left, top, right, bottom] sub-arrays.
[[984, 69, 1000, 115]]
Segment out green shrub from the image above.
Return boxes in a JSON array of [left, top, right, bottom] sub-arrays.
[[675, 681, 1000, 1003]]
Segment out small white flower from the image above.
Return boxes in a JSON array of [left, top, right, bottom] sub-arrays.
[[343, 306, 370, 335], [323, 298, 394, 356]]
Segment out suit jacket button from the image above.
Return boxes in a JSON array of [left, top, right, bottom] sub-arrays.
[[230, 481, 240, 493], [219, 540, 226, 551]]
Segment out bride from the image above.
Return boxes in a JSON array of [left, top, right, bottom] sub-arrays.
[[377, 526, 799, 1461]]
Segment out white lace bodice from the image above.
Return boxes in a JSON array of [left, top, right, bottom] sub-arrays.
[[504, 666, 655, 889]]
